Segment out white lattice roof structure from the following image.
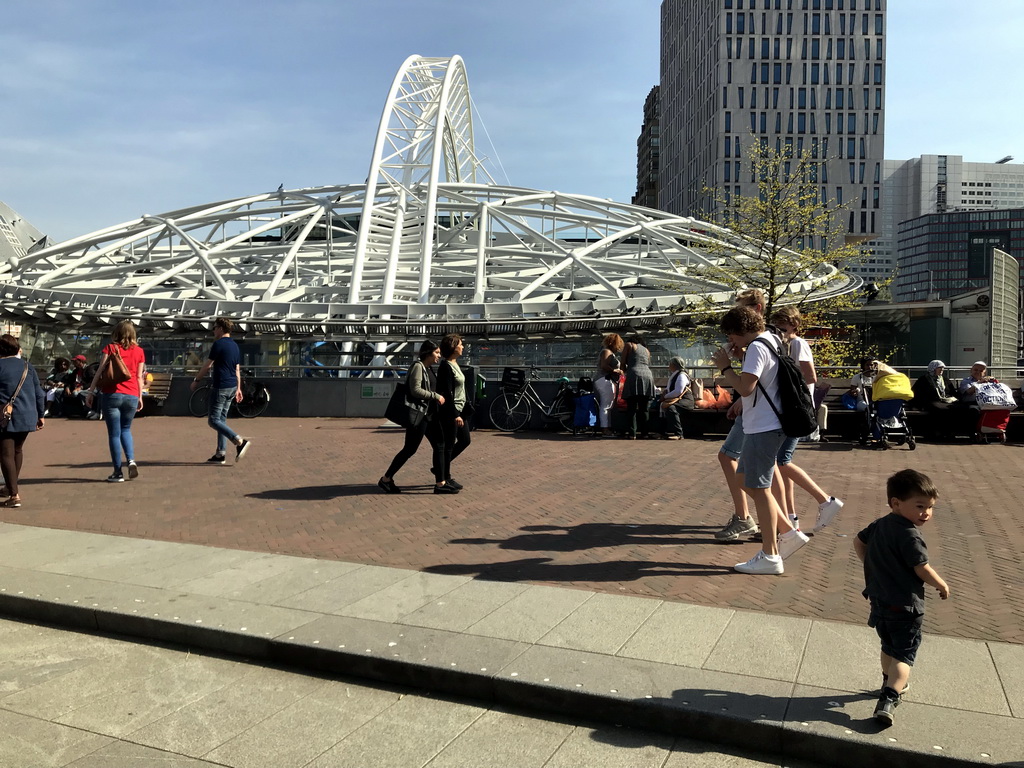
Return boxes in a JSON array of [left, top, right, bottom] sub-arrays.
[[0, 55, 859, 340]]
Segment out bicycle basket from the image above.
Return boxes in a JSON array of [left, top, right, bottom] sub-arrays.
[[500, 367, 528, 391]]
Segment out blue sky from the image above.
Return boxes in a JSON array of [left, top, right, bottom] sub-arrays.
[[3, 0, 1022, 242]]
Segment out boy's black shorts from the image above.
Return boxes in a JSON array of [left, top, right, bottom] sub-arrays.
[[868, 601, 923, 665]]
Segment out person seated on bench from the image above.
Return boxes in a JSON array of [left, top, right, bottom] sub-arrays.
[[659, 356, 695, 440], [847, 358, 878, 445], [911, 360, 976, 440]]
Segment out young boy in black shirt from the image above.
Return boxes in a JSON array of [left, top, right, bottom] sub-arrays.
[[854, 469, 950, 725]]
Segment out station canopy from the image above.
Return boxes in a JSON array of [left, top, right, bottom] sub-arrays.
[[0, 56, 858, 341]]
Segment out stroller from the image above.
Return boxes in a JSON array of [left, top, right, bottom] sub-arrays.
[[871, 399, 917, 450], [869, 369, 916, 450]]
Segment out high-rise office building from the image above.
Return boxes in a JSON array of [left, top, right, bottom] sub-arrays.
[[659, 0, 886, 247], [633, 87, 661, 209], [857, 155, 1024, 280]]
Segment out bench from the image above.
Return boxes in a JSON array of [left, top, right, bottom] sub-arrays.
[[141, 372, 172, 412]]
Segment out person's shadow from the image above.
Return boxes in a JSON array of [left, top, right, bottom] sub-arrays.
[[424, 557, 733, 582], [451, 523, 718, 552], [246, 484, 390, 501], [586, 686, 897, 762]]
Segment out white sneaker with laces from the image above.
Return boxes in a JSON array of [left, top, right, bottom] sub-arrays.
[[778, 528, 811, 560], [734, 550, 784, 575], [814, 497, 844, 532]]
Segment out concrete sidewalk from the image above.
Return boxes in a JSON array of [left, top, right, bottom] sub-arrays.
[[1, 522, 1020, 768]]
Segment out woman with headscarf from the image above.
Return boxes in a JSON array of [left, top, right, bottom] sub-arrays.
[[659, 357, 695, 439], [911, 360, 968, 440]]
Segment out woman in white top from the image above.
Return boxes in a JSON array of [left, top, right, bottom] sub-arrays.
[[659, 356, 695, 439], [593, 334, 623, 436], [769, 307, 843, 534]]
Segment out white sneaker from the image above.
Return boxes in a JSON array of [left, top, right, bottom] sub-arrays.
[[814, 497, 844, 532], [734, 550, 784, 575], [778, 529, 811, 560]]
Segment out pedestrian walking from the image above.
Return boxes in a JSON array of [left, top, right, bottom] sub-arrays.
[[854, 469, 949, 725], [436, 333, 470, 492], [86, 320, 146, 482], [768, 307, 843, 534], [378, 341, 451, 494], [0, 334, 45, 507], [711, 306, 789, 575], [190, 317, 251, 464]]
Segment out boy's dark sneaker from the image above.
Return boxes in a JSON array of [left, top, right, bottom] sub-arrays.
[[873, 687, 901, 725], [207, 454, 227, 464], [433, 484, 459, 494], [445, 477, 464, 490], [879, 676, 909, 696], [235, 439, 251, 462], [377, 477, 401, 494]]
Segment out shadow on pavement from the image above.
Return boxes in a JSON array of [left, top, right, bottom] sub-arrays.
[[452, 523, 719, 552], [246, 484, 385, 501], [424, 557, 734, 582], [47, 461, 209, 468]]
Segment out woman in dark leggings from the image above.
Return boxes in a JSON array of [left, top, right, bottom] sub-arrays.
[[378, 341, 450, 494], [0, 334, 46, 508], [436, 333, 471, 492]]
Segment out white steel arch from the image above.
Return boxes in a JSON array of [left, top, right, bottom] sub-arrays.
[[0, 56, 860, 340]]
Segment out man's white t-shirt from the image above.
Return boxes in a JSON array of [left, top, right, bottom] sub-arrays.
[[788, 336, 815, 402], [740, 332, 783, 434]]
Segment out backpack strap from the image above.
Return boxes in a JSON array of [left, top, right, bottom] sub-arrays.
[[749, 337, 783, 418]]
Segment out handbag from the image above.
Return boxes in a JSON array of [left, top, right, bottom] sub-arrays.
[[0, 362, 30, 430], [96, 346, 132, 390], [385, 375, 430, 429]]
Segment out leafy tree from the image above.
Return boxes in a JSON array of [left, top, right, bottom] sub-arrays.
[[679, 140, 885, 368]]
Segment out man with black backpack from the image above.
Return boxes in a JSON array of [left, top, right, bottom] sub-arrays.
[[712, 305, 801, 575]]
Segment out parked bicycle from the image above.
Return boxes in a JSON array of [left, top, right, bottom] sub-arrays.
[[489, 366, 576, 432], [188, 369, 271, 418]]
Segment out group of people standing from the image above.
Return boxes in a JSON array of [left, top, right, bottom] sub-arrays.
[[0, 316, 254, 502], [378, 333, 472, 494], [593, 333, 695, 439]]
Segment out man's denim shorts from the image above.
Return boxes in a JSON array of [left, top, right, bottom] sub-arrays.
[[868, 601, 924, 666], [776, 436, 799, 466], [737, 429, 786, 489], [719, 413, 745, 459]]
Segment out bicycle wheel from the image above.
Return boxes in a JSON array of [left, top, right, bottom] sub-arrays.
[[553, 395, 575, 432], [489, 391, 531, 432], [236, 386, 270, 418], [188, 386, 211, 418]]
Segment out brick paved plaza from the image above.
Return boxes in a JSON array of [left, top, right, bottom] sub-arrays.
[[3, 416, 1023, 644]]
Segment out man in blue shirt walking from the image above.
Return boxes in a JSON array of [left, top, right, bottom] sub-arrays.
[[190, 317, 251, 464]]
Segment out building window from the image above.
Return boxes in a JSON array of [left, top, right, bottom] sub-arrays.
[[873, 63, 883, 84]]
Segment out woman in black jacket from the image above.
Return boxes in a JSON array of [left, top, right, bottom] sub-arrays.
[[0, 335, 45, 508], [378, 341, 450, 494], [435, 333, 471, 493]]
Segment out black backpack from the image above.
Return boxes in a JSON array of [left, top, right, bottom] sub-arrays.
[[750, 337, 817, 438]]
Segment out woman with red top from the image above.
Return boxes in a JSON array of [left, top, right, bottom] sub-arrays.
[[86, 320, 146, 482]]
